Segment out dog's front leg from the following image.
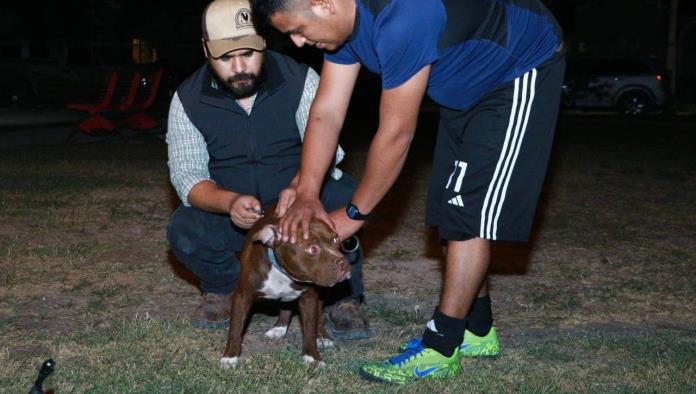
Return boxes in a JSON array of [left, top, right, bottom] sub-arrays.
[[298, 288, 324, 368], [316, 298, 334, 348], [220, 290, 252, 369]]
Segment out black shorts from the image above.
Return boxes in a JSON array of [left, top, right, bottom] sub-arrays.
[[426, 54, 565, 242]]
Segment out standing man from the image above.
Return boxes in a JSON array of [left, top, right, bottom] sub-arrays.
[[166, 0, 370, 340], [252, 0, 565, 383]]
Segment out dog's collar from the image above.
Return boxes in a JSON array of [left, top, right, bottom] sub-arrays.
[[265, 247, 288, 276], [265, 247, 309, 283]]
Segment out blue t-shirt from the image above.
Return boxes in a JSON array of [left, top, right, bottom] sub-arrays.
[[326, 0, 562, 110]]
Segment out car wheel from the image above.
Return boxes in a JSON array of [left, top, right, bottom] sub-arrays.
[[618, 91, 651, 116]]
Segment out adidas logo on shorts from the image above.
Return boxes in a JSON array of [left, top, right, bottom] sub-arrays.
[[448, 195, 465, 207]]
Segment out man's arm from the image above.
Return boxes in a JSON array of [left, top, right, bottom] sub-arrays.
[[278, 65, 347, 217], [278, 60, 361, 240], [166, 92, 214, 207], [166, 92, 262, 228], [329, 65, 430, 240], [298, 60, 360, 196], [347, 65, 430, 213], [281, 62, 430, 242], [295, 66, 345, 179]]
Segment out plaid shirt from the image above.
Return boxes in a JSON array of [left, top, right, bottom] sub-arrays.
[[166, 67, 345, 206]]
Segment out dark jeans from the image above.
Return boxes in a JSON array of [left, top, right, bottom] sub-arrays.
[[167, 174, 365, 302]]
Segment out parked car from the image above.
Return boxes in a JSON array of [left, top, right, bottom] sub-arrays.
[[561, 56, 670, 115]]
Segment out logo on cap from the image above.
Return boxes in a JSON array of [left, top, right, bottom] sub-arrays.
[[236, 8, 252, 29]]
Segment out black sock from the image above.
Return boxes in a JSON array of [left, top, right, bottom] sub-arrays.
[[465, 295, 493, 337], [421, 308, 466, 357]]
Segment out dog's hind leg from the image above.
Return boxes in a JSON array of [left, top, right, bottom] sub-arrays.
[[265, 308, 292, 339], [317, 302, 334, 348]]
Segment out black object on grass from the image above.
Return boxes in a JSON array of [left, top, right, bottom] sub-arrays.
[[28, 358, 55, 394]]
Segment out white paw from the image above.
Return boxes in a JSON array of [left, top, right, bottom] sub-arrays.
[[316, 337, 334, 348], [219, 356, 239, 369], [301, 355, 326, 368], [264, 326, 288, 339]]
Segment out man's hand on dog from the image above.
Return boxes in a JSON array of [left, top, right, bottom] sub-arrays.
[[277, 193, 334, 243], [275, 187, 297, 218], [277, 193, 363, 243], [229, 195, 264, 229]]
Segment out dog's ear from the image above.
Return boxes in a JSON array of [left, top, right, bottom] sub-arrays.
[[252, 224, 279, 246]]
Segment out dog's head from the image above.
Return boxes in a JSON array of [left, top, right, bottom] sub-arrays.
[[252, 219, 352, 287]]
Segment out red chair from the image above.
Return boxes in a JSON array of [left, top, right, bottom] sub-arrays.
[[110, 70, 142, 111], [65, 70, 119, 134], [120, 68, 163, 131]]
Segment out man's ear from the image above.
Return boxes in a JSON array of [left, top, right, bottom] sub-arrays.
[[309, 0, 336, 14], [253, 224, 279, 246], [202, 40, 210, 59]]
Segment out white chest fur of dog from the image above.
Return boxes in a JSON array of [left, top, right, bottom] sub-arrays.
[[258, 265, 305, 302]]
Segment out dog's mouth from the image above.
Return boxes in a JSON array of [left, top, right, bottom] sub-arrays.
[[322, 261, 352, 287], [279, 263, 351, 287], [323, 270, 351, 287], [337, 269, 352, 283]]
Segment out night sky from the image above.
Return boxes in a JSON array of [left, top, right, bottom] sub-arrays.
[[1, 1, 695, 91], [1, 1, 208, 45], [0, 1, 602, 44], [2, 1, 693, 47]]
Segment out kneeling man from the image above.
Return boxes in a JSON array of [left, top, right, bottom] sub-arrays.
[[166, 0, 370, 338]]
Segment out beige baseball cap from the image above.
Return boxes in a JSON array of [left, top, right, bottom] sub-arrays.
[[202, 0, 266, 58]]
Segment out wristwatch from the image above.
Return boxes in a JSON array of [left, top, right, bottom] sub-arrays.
[[345, 202, 370, 221]]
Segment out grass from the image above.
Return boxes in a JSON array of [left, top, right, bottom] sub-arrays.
[[1, 114, 695, 392], [2, 318, 693, 393]]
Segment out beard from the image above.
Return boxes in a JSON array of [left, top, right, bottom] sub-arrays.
[[211, 64, 265, 99]]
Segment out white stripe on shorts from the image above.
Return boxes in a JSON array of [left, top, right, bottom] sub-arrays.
[[479, 68, 538, 240]]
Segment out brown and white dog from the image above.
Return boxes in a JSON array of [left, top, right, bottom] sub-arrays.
[[219, 211, 352, 369]]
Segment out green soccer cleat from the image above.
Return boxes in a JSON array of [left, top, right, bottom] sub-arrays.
[[399, 327, 500, 358], [359, 345, 461, 384], [459, 327, 500, 357]]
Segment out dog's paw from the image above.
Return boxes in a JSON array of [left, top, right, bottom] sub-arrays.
[[264, 326, 288, 339], [301, 355, 326, 369], [219, 356, 240, 369], [316, 337, 334, 349]]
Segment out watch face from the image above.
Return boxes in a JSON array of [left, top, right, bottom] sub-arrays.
[[346, 203, 367, 220]]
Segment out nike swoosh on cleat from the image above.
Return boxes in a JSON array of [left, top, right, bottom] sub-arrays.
[[414, 365, 443, 377]]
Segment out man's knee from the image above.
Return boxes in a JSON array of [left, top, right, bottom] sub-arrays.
[[444, 238, 490, 265], [167, 205, 242, 262], [167, 206, 204, 256], [168, 207, 193, 255]]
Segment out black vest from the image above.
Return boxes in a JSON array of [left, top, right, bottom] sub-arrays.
[[177, 51, 309, 207]]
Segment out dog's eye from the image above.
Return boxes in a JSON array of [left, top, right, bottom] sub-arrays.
[[307, 245, 320, 256]]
